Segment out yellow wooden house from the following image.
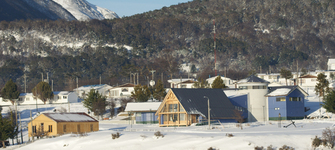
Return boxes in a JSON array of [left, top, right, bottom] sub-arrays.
[[155, 88, 237, 127], [28, 112, 99, 137]]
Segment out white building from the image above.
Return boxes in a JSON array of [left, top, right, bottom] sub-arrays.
[[328, 59, 335, 70], [73, 84, 112, 99], [167, 79, 196, 88], [108, 83, 135, 99], [50, 91, 78, 104], [237, 75, 270, 122], [0, 91, 78, 106], [206, 75, 235, 87]]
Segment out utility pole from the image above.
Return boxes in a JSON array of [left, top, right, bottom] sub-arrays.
[[150, 70, 156, 80], [296, 60, 299, 86], [41, 73, 43, 82], [51, 80, 53, 91], [99, 74, 101, 85], [213, 19, 217, 76], [204, 96, 211, 129], [137, 73, 139, 85], [24, 74, 27, 93], [30, 110, 34, 142]]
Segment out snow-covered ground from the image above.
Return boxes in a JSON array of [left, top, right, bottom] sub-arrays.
[[1, 87, 334, 150]]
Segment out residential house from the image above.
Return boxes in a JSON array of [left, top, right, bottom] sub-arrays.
[[167, 79, 196, 88], [266, 86, 308, 120], [51, 91, 78, 104], [155, 88, 237, 127], [206, 75, 235, 87], [298, 74, 318, 87], [124, 102, 161, 124], [74, 84, 112, 99], [28, 112, 99, 137], [328, 59, 335, 71], [108, 83, 135, 99]]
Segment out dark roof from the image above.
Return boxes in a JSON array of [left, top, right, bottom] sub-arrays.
[[171, 88, 236, 119], [299, 74, 317, 78], [266, 86, 308, 97], [43, 112, 98, 122], [238, 75, 270, 84]]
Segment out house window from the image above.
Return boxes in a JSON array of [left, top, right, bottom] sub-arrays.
[[32, 126, 37, 133], [239, 86, 248, 90], [180, 105, 185, 112], [169, 114, 178, 121], [26, 98, 30, 101], [48, 125, 52, 132], [289, 97, 301, 101], [90, 124, 93, 131], [173, 104, 178, 112], [181, 85, 187, 88], [275, 108, 280, 110], [63, 125, 66, 132], [63, 96, 67, 99], [122, 88, 128, 92], [41, 123, 44, 132], [19, 98, 23, 101], [276, 97, 286, 102], [180, 113, 185, 121], [77, 124, 80, 133]]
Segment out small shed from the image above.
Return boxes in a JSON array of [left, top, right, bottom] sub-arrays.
[[124, 102, 161, 124], [28, 112, 99, 137]]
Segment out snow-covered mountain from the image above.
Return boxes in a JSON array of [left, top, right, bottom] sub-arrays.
[[53, 0, 119, 21]]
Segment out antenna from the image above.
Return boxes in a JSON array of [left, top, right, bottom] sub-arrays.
[[213, 19, 217, 76]]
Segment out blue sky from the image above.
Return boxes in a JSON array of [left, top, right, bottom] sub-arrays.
[[86, 0, 192, 17]]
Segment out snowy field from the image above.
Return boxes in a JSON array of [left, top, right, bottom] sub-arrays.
[[1, 87, 335, 150]]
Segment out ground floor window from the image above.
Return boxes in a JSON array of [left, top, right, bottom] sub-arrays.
[[63, 125, 66, 132], [179, 113, 186, 121], [48, 125, 52, 132], [90, 124, 93, 131], [32, 126, 37, 133], [77, 124, 80, 133], [289, 97, 301, 101]]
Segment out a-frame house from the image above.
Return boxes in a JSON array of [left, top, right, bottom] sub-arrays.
[[155, 88, 237, 127]]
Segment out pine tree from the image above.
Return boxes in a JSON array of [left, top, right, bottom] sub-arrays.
[[322, 90, 335, 113], [193, 77, 209, 88], [315, 73, 330, 100], [83, 89, 106, 115], [153, 79, 166, 101], [131, 84, 151, 102], [211, 76, 226, 89], [0, 115, 12, 148], [32, 82, 54, 104], [280, 68, 293, 86], [1, 79, 20, 105]]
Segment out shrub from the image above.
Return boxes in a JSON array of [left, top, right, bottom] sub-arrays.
[[112, 132, 120, 139], [154, 131, 164, 139], [312, 136, 321, 148], [322, 127, 335, 148], [226, 133, 234, 137], [266, 145, 274, 150], [278, 145, 294, 150], [254, 146, 263, 150]]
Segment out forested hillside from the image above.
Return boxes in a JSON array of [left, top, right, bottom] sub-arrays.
[[0, 0, 334, 91]]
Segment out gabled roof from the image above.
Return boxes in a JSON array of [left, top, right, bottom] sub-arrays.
[[266, 86, 308, 97], [163, 88, 236, 119], [181, 80, 196, 84], [299, 74, 317, 78], [238, 75, 270, 84], [110, 83, 135, 89], [74, 84, 111, 91], [42, 112, 98, 122], [53, 91, 73, 95], [125, 102, 161, 112]]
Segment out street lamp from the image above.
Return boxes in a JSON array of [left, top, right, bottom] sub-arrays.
[[203, 96, 210, 129]]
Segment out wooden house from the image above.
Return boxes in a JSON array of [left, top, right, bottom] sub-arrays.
[[28, 112, 99, 137], [155, 89, 237, 127]]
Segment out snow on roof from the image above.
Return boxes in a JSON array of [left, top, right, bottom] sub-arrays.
[[124, 102, 161, 112], [75, 84, 109, 90], [168, 79, 195, 83], [20, 93, 34, 96], [43, 113, 98, 122], [267, 88, 292, 96], [53, 91, 72, 95], [328, 59, 335, 64]]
